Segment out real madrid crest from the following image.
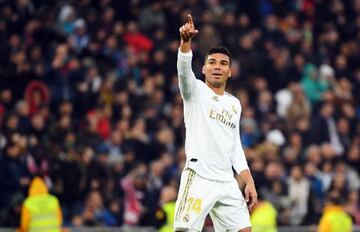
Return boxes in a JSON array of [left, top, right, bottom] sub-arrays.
[[183, 213, 190, 223]]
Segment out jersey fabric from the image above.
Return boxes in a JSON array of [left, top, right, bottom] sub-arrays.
[[174, 169, 250, 231], [177, 49, 249, 182]]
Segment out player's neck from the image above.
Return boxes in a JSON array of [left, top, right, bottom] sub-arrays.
[[206, 82, 226, 95]]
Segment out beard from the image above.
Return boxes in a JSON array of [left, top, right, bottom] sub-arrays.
[[206, 77, 227, 88]]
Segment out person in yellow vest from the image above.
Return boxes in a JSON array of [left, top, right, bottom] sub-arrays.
[[317, 190, 353, 232], [155, 185, 177, 232], [19, 177, 63, 232], [250, 197, 277, 232]]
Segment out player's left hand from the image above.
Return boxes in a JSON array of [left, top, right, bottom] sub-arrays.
[[244, 183, 258, 211]]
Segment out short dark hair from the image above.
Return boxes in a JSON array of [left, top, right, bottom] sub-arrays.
[[205, 46, 232, 65]]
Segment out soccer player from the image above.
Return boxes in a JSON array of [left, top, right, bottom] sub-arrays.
[[174, 14, 257, 232]]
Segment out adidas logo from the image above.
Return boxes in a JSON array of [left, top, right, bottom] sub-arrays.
[[212, 96, 219, 102], [231, 105, 237, 114]]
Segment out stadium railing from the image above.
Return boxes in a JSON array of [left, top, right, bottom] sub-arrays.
[[0, 226, 360, 232]]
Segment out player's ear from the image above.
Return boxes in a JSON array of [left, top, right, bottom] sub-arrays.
[[228, 68, 232, 78], [202, 65, 205, 75]]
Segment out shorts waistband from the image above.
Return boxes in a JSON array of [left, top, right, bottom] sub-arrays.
[[184, 168, 232, 183]]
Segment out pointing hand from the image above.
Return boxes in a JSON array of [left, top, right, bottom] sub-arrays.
[[179, 14, 198, 42]]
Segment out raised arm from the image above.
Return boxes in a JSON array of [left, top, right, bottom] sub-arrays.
[[179, 14, 198, 52], [177, 14, 199, 101]]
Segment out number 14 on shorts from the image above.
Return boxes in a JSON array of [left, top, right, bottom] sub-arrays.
[[186, 197, 202, 213]]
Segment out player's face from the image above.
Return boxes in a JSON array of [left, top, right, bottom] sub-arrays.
[[202, 53, 231, 88]]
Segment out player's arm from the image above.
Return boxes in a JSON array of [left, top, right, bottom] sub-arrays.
[[231, 103, 258, 211], [240, 169, 257, 211], [233, 142, 257, 211], [177, 14, 198, 101]]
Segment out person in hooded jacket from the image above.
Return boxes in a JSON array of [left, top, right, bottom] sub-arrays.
[[19, 177, 63, 232]]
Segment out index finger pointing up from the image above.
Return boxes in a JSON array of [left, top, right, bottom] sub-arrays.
[[187, 14, 193, 25]]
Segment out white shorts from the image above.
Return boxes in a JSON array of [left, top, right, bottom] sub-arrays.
[[174, 168, 251, 232]]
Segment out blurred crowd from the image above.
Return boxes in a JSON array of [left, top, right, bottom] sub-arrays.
[[0, 0, 359, 229]]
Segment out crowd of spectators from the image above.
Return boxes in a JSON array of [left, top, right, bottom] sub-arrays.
[[0, 0, 359, 228]]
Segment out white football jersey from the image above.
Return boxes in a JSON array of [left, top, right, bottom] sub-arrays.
[[177, 50, 249, 181]]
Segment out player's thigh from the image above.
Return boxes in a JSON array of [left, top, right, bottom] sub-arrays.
[[175, 169, 217, 231], [209, 180, 251, 231]]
